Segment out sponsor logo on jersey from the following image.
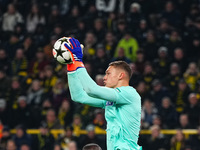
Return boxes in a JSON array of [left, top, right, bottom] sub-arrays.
[[106, 101, 113, 106]]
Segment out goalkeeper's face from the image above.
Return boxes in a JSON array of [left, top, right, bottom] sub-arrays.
[[104, 66, 122, 88]]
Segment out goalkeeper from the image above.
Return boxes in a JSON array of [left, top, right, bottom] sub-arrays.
[[65, 38, 142, 150]]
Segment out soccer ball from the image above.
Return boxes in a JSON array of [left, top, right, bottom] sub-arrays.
[[52, 37, 73, 64]]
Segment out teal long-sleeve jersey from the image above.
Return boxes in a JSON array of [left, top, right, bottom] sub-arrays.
[[68, 68, 142, 150]]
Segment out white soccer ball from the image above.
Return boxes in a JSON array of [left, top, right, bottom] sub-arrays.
[[52, 37, 73, 64]]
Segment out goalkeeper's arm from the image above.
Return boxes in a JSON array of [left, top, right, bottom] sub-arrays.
[[65, 38, 121, 104], [68, 71, 106, 108], [76, 68, 120, 103]]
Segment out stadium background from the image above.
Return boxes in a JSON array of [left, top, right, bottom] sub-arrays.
[[0, 0, 200, 150]]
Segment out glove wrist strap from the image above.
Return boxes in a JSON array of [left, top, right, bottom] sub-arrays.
[[67, 61, 84, 72]]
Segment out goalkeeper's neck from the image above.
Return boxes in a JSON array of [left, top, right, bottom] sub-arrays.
[[113, 80, 129, 88]]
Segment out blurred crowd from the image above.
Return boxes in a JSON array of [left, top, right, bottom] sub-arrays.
[[0, 0, 200, 150]]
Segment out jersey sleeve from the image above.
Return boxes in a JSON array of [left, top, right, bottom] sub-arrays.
[[76, 68, 131, 104], [68, 72, 106, 108]]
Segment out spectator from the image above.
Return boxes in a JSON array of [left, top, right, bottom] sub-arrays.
[[2, 3, 23, 32], [33, 24, 48, 47], [30, 99, 51, 128], [39, 99, 52, 120], [4, 33, 21, 59], [57, 126, 78, 150], [153, 46, 171, 78], [43, 65, 58, 94], [114, 32, 139, 62], [83, 32, 97, 60], [136, 19, 149, 44], [185, 93, 200, 128], [84, 62, 94, 79], [126, 2, 144, 34], [115, 19, 127, 41], [170, 130, 187, 150], [68, 141, 78, 150], [43, 35, 58, 60], [26, 4, 45, 33], [53, 144, 62, 150], [93, 109, 106, 130], [57, 100, 73, 127], [83, 4, 98, 28], [142, 30, 160, 61], [0, 69, 10, 98], [106, 12, 117, 32], [111, 47, 131, 64], [93, 18, 106, 42], [172, 47, 188, 74], [188, 126, 200, 149], [145, 125, 169, 150], [45, 109, 63, 130], [142, 62, 157, 90], [14, 96, 31, 128], [150, 79, 170, 109], [20, 143, 30, 150], [82, 143, 102, 150], [32, 122, 55, 150], [141, 99, 158, 129], [73, 19, 87, 44], [103, 31, 117, 58], [135, 50, 146, 74], [12, 125, 32, 150], [0, 99, 10, 126], [95, 75, 104, 86], [92, 44, 109, 77], [21, 36, 36, 61], [152, 115, 163, 129], [165, 30, 184, 57], [28, 48, 49, 78], [158, 97, 177, 129], [173, 79, 191, 114], [0, 126, 12, 149], [6, 139, 17, 150], [135, 81, 149, 103], [161, 1, 182, 28], [48, 5, 62, 31], [50, 24, 65, 40], [10, 48, 28, 79], [186, 36, 200, 62], [0, 49, 10, 74], [59, 0, 72, 16], [164, 63, 182, 97], [50, 79, 68, 111], [13, 23, 25, 41], [184, 62, 200, 91], [178, 114, 192, 129], [27, 79, 44, 107], [66, 6, 80, 31], [156, 19, 172, 44], [129, 63, 142, 87], [79, 124, 102, 149], [6, 77, 24, 112], [72, 114, 84, 137]]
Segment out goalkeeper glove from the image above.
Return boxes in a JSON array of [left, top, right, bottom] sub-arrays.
[[64, 38, 84, 72]]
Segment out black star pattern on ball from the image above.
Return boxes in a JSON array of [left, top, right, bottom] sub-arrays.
[[55, 38, 70, 57], [55, 47, 65, 57], [63, 58, 72, 63]]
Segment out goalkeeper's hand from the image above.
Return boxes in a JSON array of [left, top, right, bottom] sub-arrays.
[[64, 38, 83, 62], [64, 38, 85, 72]]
